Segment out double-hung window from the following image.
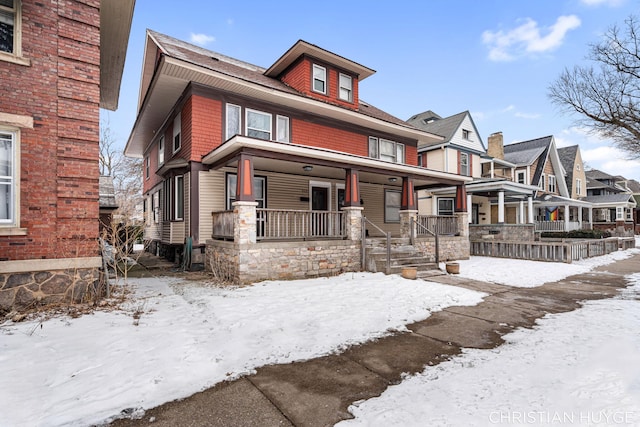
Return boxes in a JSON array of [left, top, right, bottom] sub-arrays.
[[0, 130, 16, 225], [276, 115, 290, 142], [174, 175, 184, 220], [438, 198, 454, 216], [548, 175, 556, 193], [158, 136, 164, 166], [145, 155, 150, 180], [0, 0, 21, 57], [173, 113, 181, 153], [576, 178, 582, 196], [459, 152, 469, 176], [516, 170, 526, 184], [226, 173, 266, 209], [539, 174, 545, 191], [369, 137, 405, 164], [246, 109, 272, 140], [339, 73, 352, 102], [226, 104, 241, 140], [312, 64, 327, 94]]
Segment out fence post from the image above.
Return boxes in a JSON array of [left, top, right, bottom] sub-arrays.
[[386, 233, 391, 275], [361, 216, 366, 271]]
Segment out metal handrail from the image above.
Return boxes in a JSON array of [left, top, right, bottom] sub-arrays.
[[362, 217, 391, 274], [411, 217, 440, 265]]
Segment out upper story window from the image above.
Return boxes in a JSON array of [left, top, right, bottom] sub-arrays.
[[312, 64, 327, 94], [246, 109, 272, 140], [548, 174, 556, 193], [462, 129, 471, 140], [158, 135, 164, 166], [516, 170, 526, 184], [276, 115, 290, 143], [339, 73, 352, 102], [459, 152, 469, 176], [539, 174, 545, 191], [0, 0, 20, 57], [173, 113, 181, 153], [226, 103, 241, 140], [0, 130, 16, 225], [576, 178, 582, 196], [368, 137, 404, 164], [145, 155, 150, 180]]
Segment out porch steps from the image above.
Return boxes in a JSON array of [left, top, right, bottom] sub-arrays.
[[365, 238, 445, 278]]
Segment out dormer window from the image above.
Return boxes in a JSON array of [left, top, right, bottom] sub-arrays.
[[339, 73, 352, 102], [312, 64, 327, 94], [462, 129, 471, 140]]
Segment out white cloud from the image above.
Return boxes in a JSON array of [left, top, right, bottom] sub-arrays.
[[580, 0, 625, 6], [514, 112, 541, 119], [190, 33, 216, 46], [227, 18, 235, 25], [482, 15, 581, 61]]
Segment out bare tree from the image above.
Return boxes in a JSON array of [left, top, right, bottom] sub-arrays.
[[100, 116, 143, 222], [549, 15, 640, 158]]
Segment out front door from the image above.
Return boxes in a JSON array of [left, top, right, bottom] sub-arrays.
[[311, 185, 329, 236]]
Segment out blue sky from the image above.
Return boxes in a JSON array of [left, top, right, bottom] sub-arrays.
[[103, 0, 640, 181]]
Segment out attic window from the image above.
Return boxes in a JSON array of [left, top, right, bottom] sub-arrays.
[[312, 64, 327, 94], [462, 129, 471, 140]]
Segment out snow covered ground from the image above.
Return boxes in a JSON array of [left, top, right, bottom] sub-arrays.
[[0, 242, 638, 427]]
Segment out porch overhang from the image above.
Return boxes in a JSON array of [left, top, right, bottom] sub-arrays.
[[426, 179, 537, 200], [201, 135, 471, 187], [534, 194, 593, 208]]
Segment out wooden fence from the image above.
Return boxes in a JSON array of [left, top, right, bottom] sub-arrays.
[[470, 237, 632, 263]]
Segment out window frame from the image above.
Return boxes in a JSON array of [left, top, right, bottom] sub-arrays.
[[459, 152, 470, 176], [338, 73, 353, 102], [172, 113, 181, 153], [225, 172, 267, 210], [152, 191, 160, 224], [174, 175, 184, 221], [145, 155, 150, 180], [575, 178, 582, 196], [0, 0, 27, 64], [0, 129, 18, 227], [548, 175, 556, 193], [312, 64, 327, 95], [539, 174, 545, 191], [462, 129, 471, 140], [437, 198, 455, 216], [226, 103, 241, 140], [245, 108, 272, 141], [368, 136, 405, 164], [157, 135, 164, 166], [384, 189, 401, 223], [276, 115, 290, 143], [516, 170, 526, 185]]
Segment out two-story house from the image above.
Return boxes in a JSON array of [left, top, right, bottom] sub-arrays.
[[408, 112, 537, 240], [124, 31, 472, 284], [0, 1, 134, 313], [583, 169, 636, 235]]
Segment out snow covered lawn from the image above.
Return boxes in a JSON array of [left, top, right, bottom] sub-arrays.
[[0, 272, 484, 427], [339, 273, 640, 427]]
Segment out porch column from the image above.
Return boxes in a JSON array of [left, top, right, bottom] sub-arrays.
[[236, 153, 255, 202], [498, 190, 505, 223], [455, 184, 467, 212], [455, 211, 469, 237], [344, 169, 360, 207], [578, 206, 583, 229], [519, 200, 525, 224], [564, 204, 569, 229], [467, 194, 473, 223], [232, 201, 258, 244], [400, 177, 418, 239], [527, 196, 534, 223], [589, 207, 593, 230], [343, 207, 364, 241]]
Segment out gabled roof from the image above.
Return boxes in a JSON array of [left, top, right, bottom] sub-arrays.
[[126, 30, 442, 157], [585, 168, 616, 181], [557, 145, 579, 195], [406, 110, 486, 152], [582, 193, 636, 205]]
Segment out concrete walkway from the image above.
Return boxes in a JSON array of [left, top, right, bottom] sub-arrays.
[[110, 253, 640, 427]]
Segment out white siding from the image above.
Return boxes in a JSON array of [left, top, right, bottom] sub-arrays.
[[450, 115, 485, 152]]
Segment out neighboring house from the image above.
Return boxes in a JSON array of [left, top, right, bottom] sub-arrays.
[[557, 145, 587, 200], [99, 175, 118, 236], [124, 31, 472, 283], [0, 1, 135, 312], [407, 112, 538, 241], [583, 169, 636, 235]]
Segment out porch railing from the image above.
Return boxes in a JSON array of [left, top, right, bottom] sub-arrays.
[[416, 215, 458, 236], [535, 220, 581, 232], [211, 210, 235, 240], [257, 209, 345, 240]]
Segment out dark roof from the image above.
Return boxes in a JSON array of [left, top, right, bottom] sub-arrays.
[[582, 194, 636, 204], [99, 176, 118, 209], [407, 110, 467, 143], [585, 168, 615, 181], [627, 179, 640, 193], [503, 136, 553, 188], [557, 145, 578, 195], [149, 30, 411, 129]]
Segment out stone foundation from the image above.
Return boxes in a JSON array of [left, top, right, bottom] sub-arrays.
[[206, 239, 361, 285], [469, 224, 536, 241], [413, 235, 470, 262], [0, 267, 101, 314]]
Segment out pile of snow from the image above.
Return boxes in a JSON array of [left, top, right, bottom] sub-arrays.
[[340, 273, 640, 426], [0, 273, 484, 427]]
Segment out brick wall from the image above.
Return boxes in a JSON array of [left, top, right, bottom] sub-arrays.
[[0, 0, 101, 261]]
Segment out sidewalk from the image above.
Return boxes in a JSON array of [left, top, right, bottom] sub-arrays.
[[110, 253, 640, 427]]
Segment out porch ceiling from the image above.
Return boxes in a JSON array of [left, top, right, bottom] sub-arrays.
[[204, 135, 471, 187]]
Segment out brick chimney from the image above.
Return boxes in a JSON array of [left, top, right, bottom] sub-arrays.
[[487, 132, 504, 160]]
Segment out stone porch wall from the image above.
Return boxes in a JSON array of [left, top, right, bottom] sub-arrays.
[[593, 222, 635, 237], [206, 239, 361, 285], [0, 267, 101, 315], [469, 224, 536, 241], [413, 235, 470, 262]]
